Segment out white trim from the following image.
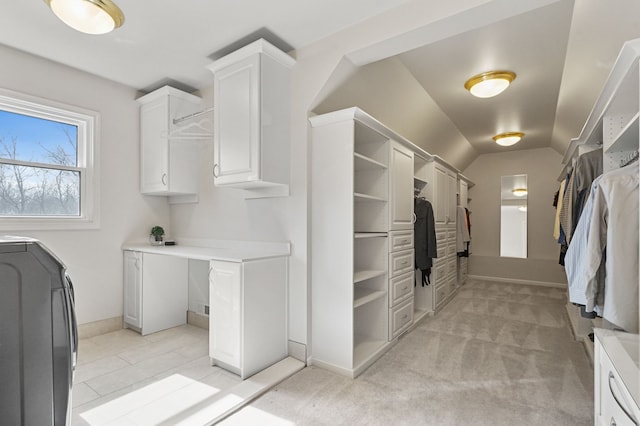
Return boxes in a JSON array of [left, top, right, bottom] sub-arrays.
[[466, 274, 566, 289], [0, 87, 100, 230]]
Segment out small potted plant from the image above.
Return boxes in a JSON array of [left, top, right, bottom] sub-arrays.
[[150, 226, 165, 246]]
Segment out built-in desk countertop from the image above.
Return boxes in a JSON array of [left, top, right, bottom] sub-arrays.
[[122, 238, 291, 262]]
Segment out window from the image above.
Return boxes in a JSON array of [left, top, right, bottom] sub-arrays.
[[0, 88, 99, 230]]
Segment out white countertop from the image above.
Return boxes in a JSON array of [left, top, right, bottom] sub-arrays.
[[595, 328, 640, 407], [122, 238, 290, 262]]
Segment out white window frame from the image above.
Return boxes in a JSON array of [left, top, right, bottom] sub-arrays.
[[0, 88, 100, 230]]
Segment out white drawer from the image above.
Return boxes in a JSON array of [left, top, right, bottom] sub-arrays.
[[389, 249, 414, 277], [389, 230, 414, 252], [434, 284, 450, 308], [598, 344, 640, 426], [389, 297, 413, 339], [435, 245, 446, 260], [433, 262, 447, 286], [436, 231, 446, 242], [447, 230, 456, 240], [389, 271, 414, 307], [447, 257, 457, 277], [447, 243, 457, 257]]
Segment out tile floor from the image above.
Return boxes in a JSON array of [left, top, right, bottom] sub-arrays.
[[71, 324, 242, 425]]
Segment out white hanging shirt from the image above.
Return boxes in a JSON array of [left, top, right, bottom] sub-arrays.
[[580, 163, 638, 332]]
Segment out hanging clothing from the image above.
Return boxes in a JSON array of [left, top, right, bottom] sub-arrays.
[[565, 162, 638, 333], [572, 148, 603, 234], [559, 149, 603, 245], [414, 197, 437, 286], [553, 179, 566, 241], [456, 206, 471, 255], [559, 167, 576, 244]]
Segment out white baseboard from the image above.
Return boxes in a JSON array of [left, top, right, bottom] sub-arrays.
[[187, 310, 209, 330], [287, 340, 307, 363], [467, 275, 566, 289], [78, 316, 123, 339]]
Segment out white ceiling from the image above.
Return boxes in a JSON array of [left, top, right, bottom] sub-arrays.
[[0, 0, 410, 92], [2, 0, 640, 158]]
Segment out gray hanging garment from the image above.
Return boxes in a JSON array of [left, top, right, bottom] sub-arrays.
[[414, 197, 437, 286]]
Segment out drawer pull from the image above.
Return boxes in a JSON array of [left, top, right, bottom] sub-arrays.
[[402, 286, 408, 291], [401, 261, 410, 266], [610, 418, 616, 426], [608, 371, 639, 425], [402, 314, 408, 320]]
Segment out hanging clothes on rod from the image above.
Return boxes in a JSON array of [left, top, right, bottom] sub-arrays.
[[456, 206, 470, 256], [565, 161, 639, 333], [414, 196, 437, 286]]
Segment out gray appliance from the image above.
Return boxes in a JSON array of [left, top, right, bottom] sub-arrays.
[[0, 236, 78, 426]]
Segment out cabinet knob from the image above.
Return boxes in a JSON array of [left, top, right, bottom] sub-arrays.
[[411, 213, 417, 224], [610, 418, 616, 426], [161, 173, 167, 186], [213, 163, 219, 178]]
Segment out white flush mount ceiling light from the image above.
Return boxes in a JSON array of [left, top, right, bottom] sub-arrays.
[[512, 188, 528, 197], [493, 132, 524, 147], [464, 70, 516, 98], [44, 0, 124, 35]]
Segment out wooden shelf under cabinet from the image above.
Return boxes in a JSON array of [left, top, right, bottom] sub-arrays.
[[354, 288, 387, 308], [354, 269, 386, 283], [354, 192, 386, 202]]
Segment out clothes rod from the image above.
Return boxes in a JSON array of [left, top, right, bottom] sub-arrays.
[[173, 107, 214, 125]]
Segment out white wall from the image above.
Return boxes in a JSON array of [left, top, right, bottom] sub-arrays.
[[463, 147, 567, 284], [0, 44, 170, 325]]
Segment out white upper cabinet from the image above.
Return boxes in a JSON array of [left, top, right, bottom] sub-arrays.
[[137, 86, 206, 204], [389, 141, 414, 230], [434, 161, 457, 227], [207, 39, 296, 198]]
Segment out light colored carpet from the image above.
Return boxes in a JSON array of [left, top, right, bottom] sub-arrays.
[[222, 279, 594, 425]]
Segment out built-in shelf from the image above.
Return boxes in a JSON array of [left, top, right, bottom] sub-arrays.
[[353, 335, 387, 365], [354, 192, 386, 202], [354, 269, 386, 283], [354, 152, 387, 170], [354, 288, 387, 308], [605, 112, 639, 153], [413, 176, 427, 185], [354, 232, 387, 239]]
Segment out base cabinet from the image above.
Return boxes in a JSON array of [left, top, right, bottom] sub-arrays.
[[123, 251, 188, 336], [595, 330, 640, 426], [209, 257, 288, 379]]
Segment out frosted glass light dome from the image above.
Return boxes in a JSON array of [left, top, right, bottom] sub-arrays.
[[465, 71, 516, 98], [45, 0, 124, 34]]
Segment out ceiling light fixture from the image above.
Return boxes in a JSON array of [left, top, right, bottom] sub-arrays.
[[493, 132, 524, 147], [464, 70, 516, 98], [44, 0, 124, 35], [512, 188, 528, 197]]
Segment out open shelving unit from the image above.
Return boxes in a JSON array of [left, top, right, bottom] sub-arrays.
[[310, 109, 392, 378]]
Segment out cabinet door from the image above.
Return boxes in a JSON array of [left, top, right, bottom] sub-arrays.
[[123, 251, 142, 328], [209, 260, 242, 369], [434, 164, 448, 226], [447, 171, 458, 227], [389, 142, 414, 230], [459, 180, 468, 210], [141, 254, 188, 335], [140, 97, 169, 193], [213, 54, 260, 185]]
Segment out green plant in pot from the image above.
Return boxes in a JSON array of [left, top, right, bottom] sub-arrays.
[[150, 226, 165, 245]]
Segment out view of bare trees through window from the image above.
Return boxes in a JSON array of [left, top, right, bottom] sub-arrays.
[[0, 110, 80, 216]]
